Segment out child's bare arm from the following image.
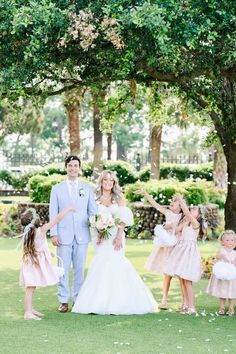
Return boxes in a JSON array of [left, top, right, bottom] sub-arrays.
[[41, 207, 75, 233], [216, 250, 228, 262], [134, 190, 167, 215], [177, 196, 199, 229]]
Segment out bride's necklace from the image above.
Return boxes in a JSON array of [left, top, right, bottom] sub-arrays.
[[100, 194, 112, 206], [102, 194, 111, 201]]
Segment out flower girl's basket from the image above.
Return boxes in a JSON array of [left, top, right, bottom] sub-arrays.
[[55, 256, 65, 278], [213, 261, 236, 281], [153, 225, 177, 247]]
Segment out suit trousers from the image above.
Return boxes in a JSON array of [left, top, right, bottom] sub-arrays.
[[57, 238, 88, 304]]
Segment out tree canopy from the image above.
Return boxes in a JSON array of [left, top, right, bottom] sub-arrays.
[[1, 0, 236, 229]]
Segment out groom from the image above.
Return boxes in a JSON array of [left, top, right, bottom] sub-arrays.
[[49, 155, 97, 312]]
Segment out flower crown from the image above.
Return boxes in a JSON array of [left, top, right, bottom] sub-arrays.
[[22, 208, 38, 241], [26, 207, 38, 225]]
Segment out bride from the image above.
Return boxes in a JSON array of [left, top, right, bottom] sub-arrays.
[[72, 170, 157, 315]]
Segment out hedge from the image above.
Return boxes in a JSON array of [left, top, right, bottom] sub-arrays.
[[139, 162, 213, 182], [125, 179, 225, 208], [28, 174, 95, 203]]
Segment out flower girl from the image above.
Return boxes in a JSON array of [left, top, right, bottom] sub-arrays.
[[134, 190, 183, 309], [206, 230, 236, 316], [164, 196, 204, 314], [19, 207, 75, 320]]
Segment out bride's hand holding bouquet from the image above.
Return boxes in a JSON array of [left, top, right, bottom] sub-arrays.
[[89, 212, 120, 245]]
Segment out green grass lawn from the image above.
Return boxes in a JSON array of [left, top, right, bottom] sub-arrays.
[[0, 238, 235, 354]]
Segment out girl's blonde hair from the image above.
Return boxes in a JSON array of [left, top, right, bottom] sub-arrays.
[[219, 229, 236, 242], [21, 208, 41, 265], [96, 170, 123, 202]]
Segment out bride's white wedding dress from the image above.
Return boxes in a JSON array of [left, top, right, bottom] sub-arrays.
[[72, 203, 157, 315]]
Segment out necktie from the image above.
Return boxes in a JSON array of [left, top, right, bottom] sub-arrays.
[[70, 182, 77, 206]]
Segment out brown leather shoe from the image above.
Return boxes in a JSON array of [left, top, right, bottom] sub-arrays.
[[58, 303, 68, 313]]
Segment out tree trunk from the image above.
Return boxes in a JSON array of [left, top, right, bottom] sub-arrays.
[[116, 141, 126, 160], [92, 97, 103, 179], [107, 133, 112, 160], [64, 90, 82, 156], [150, 125, 162, 179], [213, 143, 227, 188], [57, 115, 63, 146], [66, 103, 80, 155], [224, 142, 236, 231]]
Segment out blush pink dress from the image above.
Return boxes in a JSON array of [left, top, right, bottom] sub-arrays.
[[19, 227, 59, 287], [144, 209, 182, 274], [164, 223, 201, 282], [206, 248, 236, 299]]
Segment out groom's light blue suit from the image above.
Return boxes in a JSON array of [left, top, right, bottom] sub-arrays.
[[49, 179, 97, 304]]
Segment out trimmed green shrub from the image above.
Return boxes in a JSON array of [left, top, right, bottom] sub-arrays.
[[29, 174, 64, 203], [0, 169, 35, 190], [139, 162, 213, 182], [138, 166, 151, 182], [160, 164, 192, 181], [28, 174, 95, 203], [125, 179, 225, 207], [40, 165, 66, 176], [103, 160, 137, 186], [0, 170, 13, 185], [184, 184, 207, 205], [82, 162, 93, 178], [125, 180, 185, 204]]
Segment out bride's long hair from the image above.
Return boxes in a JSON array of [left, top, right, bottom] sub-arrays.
[[96, 170, 123, 202]]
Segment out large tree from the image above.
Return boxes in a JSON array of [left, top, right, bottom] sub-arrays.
[[1, 0, 236, 229]]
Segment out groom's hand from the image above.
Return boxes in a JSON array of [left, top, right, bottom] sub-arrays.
[[51, 236, 61, 247]]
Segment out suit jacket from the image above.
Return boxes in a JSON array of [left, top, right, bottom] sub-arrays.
[[49, 179, 97, 245]]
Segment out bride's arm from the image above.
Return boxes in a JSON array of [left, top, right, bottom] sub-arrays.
[[112, 195, 126, 251], [113, 222, 125, 251]]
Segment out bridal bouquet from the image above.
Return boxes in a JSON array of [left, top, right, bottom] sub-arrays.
[[89, 212, 120, 240]]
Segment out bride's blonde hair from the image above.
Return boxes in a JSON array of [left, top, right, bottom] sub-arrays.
[[96, 170, 123, 202]]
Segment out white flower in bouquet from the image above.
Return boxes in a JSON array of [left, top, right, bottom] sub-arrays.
[[89, 215, 96, 227], [89, 212, 120, 240]]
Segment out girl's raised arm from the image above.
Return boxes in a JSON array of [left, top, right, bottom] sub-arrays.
[[134, 190, 167, 216], [177, 196, 199, 229], [41, 207, 75, 233]]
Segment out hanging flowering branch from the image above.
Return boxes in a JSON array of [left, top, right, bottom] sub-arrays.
[[100, 16, 124, 50], [58, 9, 124, 51]]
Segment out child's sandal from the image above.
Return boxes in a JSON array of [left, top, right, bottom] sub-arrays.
[[159, 303, 169, 310], [226, 310, 235, 317], [218, 308, 225, 315], [176, 304, 188, 313], [187, 308, 197, 315], [24, 313, 41, 321], [32, 309, 44, 317]]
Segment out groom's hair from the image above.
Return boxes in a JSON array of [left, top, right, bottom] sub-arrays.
[[65, 155, 81, 167]]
